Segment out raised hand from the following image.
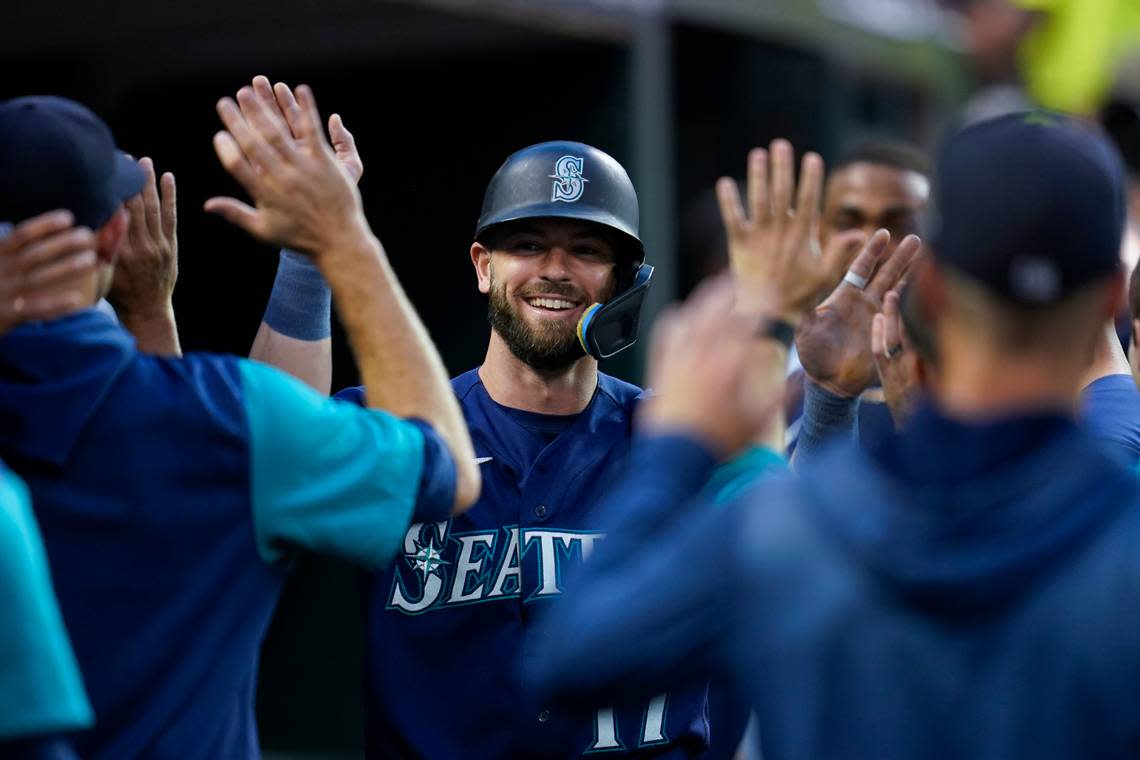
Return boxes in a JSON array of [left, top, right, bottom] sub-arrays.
[[0, 211, 98, 335], [640, 276, 783, 457], [109, 158, 178, 323], [243, 75, 363, 185], [795, 232, 922, 397], [718, 140, 866, 322], [872, 288, 922, 429], [205, 82, 368, 258]]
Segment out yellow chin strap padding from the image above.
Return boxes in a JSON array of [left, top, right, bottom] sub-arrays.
[[577, 303, 603, 353]]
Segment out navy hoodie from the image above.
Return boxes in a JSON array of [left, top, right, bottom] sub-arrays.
[[0, 310, 453, 759], [530, 405, 1140, 759]]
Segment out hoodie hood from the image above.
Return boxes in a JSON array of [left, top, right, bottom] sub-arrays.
[[799, 403, 1132, 612], [0, 309, 134, 468]]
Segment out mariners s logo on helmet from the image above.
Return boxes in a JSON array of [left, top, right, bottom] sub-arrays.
[[550, 155, 588, 203]]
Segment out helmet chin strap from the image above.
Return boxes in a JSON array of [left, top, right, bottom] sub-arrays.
[[576, 265, 655, 360]]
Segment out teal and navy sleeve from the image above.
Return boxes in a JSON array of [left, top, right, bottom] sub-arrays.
[[0, 467, 93, 739], [238, 361, 456, 569], [704, 445, 787, 504]]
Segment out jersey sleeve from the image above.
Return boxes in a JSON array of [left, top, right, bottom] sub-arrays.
[[333, 384, 366, 408], [239, 361, 454, 569], [0, 468, 93, 739], [1081, 374, 1140, 467]]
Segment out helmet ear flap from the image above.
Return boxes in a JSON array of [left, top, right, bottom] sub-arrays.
[[577, 264, 654, 359]]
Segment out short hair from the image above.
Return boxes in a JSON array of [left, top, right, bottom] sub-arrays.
[[832, 139, 931, 178]]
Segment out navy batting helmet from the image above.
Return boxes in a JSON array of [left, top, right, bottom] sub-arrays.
[[474, 141, 654, 360], [475, 140, 644, 266]]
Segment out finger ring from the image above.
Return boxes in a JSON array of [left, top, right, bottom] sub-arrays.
[[885, 343, 903, 359], [843, 270, 868, 290]]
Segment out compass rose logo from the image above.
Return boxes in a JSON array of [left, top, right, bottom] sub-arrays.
[[550, 155, 588, 203], [406, 537, 450, 581]]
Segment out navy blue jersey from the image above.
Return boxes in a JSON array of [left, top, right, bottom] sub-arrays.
[[338, 368, 710, 758], [0, 310, 453, 759], [531, 406, 1140, 759]]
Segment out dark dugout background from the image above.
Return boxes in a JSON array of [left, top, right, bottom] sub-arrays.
[[4, 0, 949, 754]]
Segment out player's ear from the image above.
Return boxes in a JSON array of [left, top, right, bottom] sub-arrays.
[[471, 242, 492, 295]]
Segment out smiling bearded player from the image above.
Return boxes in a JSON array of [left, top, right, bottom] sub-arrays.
[[330, 142, 709, 757]]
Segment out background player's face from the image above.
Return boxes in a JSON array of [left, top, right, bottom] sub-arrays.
[[821, 163, 929, 254], [475, 218, 619, 371]]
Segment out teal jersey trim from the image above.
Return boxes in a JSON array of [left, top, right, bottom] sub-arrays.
[[0, 467, 93, 738], [704, 446, 787, 505], [239, 361, 425, 570]]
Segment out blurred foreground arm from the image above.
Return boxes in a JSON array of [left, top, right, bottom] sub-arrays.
[[205, 81, 478, 512], [529, 276, 782, 703]]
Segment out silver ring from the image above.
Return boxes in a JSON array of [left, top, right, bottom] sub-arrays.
[[843, 270, 868, 290], [885, 343, 903, 360]]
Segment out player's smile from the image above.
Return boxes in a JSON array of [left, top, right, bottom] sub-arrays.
[[520, 293, 584, 320]]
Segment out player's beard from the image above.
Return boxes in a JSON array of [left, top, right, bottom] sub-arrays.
[[487, 276, 591, 372]]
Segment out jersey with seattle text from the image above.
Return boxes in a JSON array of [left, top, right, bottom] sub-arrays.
[[338, 369, 710, 759]]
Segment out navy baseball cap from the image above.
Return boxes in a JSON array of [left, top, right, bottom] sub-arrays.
[[929, 111, 1126, 305], [0, 96, 145, 230]]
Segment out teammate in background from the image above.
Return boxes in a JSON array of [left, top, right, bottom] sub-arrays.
[[795, 131, 1140, 466], [0, 213, 100, 760], [0, 90, 477, 759], [790, 139, 928, 459], [532, 112, 1140, 759]]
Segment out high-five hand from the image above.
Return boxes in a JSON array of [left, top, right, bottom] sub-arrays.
[[718, 140, 866, 322], [0, 211, 98, 335], [796, 232, 922, 397], [205, 83, 368, 259]]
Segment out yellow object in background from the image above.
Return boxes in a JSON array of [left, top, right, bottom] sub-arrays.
[[1012, 0, 1140, 115]]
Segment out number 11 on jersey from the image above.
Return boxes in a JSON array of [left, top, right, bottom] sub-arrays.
[[587, 693, 669, 752]]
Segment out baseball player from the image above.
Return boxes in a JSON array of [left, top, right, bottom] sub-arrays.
[[531, 113, 1140, 759], [791, 139, 929, 458], [255, 131, 713, 754], [0, 88, 477, 759]]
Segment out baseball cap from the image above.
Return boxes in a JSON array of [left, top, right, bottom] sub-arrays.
[[929, 111, 1126, 305], [0, 96, 145, 230]]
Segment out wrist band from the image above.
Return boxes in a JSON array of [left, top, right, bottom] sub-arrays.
[[756, 318, 795, 350], [262, 249, 332, 341]]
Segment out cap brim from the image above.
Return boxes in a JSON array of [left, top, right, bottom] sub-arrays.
[[111, 151, 146, 206]]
